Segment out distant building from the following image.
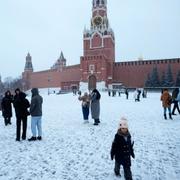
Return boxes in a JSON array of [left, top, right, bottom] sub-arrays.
[[22, 0, 180, 91]]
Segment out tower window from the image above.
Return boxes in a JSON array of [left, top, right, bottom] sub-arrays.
[[97, 0, 100, 6], [89, 64, 95, 72]]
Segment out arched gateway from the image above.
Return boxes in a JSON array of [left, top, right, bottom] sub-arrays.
[[88, 75, 97, 90]]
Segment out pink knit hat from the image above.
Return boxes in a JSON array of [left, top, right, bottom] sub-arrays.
[[119, 117, 128, 129]]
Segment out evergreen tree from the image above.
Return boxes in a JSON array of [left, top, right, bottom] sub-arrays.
[[165, 64, 174, 87], [161, 71, 166, 87], [0, 75, 4, 94], [145, 73, 152, 87], [175, 70, 180, 87], [151, 66, 160, 87]]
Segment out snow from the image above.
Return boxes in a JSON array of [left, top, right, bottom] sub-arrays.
[[0, 91, 180, 180]]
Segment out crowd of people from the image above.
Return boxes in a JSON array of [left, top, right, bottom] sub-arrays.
[[78, 89, 134, 179], [1, 88, 43, 141], [2, 87, 180, 179]]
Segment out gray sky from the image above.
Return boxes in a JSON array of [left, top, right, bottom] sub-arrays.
[[0, 0, 180, 80]]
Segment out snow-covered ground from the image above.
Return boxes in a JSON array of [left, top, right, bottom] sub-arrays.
[[0, 91, 180, 180]]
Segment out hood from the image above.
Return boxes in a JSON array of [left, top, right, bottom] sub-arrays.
[[31, 88, 39, 96], [15, 88, 21, 94], [5, 91, 11, 98]]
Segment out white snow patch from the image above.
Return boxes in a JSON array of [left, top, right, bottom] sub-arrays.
[[0, 92, 180, 180]]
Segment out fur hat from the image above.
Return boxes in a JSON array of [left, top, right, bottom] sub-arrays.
[[119, 117, 128, 129]]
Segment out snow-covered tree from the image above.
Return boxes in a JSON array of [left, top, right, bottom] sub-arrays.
[[151, 66, 160, 87], [175, 70, 180, 87], [161, 71, 166, 87], [165, 64, 174, 87], [145, 73, 152, 87]]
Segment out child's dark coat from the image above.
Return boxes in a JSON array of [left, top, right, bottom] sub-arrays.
[[111, 130, 134, 167]]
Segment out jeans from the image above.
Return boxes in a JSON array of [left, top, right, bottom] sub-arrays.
[[31, 116, 42, 137], [163, 107, 171, 114], [82, 106, 89, 120]]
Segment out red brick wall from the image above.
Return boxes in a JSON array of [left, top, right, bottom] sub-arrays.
[[30, 70, 61, 88], [92, 33, 102, 48], [80, 55, 112, 84], [84, 37, 115, 61], [113, 58, 180, 88]]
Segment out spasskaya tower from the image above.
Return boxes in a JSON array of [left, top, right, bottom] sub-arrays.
[[80, 0, 115, 90]]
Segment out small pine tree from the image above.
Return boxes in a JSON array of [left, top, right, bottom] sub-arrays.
[[145, 73, 152, 87], [151, 66, 160, 87], [165, 64, 174, 87], [161, 71, 166, 87], [175, 70, 180, 87]]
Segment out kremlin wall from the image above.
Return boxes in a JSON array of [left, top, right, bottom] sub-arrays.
[[22, 0, 180, 91]]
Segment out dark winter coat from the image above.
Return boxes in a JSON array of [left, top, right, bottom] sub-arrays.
[[1, 92, 13, 118], [90, 90, 100, 119], [111, 130, 134, 167], [13, 92, 30, 118], [30, 88, 43, 116], [172, 88, 179, 101]]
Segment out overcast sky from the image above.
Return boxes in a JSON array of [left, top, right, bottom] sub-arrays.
[[0, 0, 180, 80]]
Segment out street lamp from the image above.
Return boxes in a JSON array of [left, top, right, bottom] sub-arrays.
[[48, 76, 51, 95]]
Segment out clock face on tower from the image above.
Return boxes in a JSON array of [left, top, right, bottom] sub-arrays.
[[93, 16, 102, 26]]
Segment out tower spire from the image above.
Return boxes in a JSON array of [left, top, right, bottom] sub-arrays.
[[93, 0, 107, 9], [84, 0, 114, 41], [24, 52, 33, 72]]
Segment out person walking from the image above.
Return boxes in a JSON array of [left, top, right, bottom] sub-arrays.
[[171, 88, 180, 115], [125, 89, 129, 99], [160, 89, 172, 120], [1, 90, 13, 126], [111, 117, 135, 179], [13, 92, 30, 141], [90, 89, 101, 125], [28, 88, 43, 141], [78, 92, 90, 123]]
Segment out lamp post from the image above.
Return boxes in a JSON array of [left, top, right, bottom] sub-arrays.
[[48, 76, 51, 95]]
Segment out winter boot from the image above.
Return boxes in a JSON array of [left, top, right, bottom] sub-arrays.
[[37, 136, 42, 140], [28, 136, 37, 141], [169, 113, 173, 120], [164, 114, 167, 120], [93, 119, 99, 125], [114, 169, 121, 176]]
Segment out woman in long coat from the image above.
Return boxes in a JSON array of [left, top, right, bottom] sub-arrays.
[[1, 90, 13, 125], [90, 89, 101, 125]]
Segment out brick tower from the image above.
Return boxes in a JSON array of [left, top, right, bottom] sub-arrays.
[[80, 0, 115, 90], [22, 52, 33, 90]]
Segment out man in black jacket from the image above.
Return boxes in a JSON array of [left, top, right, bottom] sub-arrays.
[[13, 91, 30, 141]]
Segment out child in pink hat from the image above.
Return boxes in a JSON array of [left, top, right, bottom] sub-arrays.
[[110, 117, 135, 179]]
